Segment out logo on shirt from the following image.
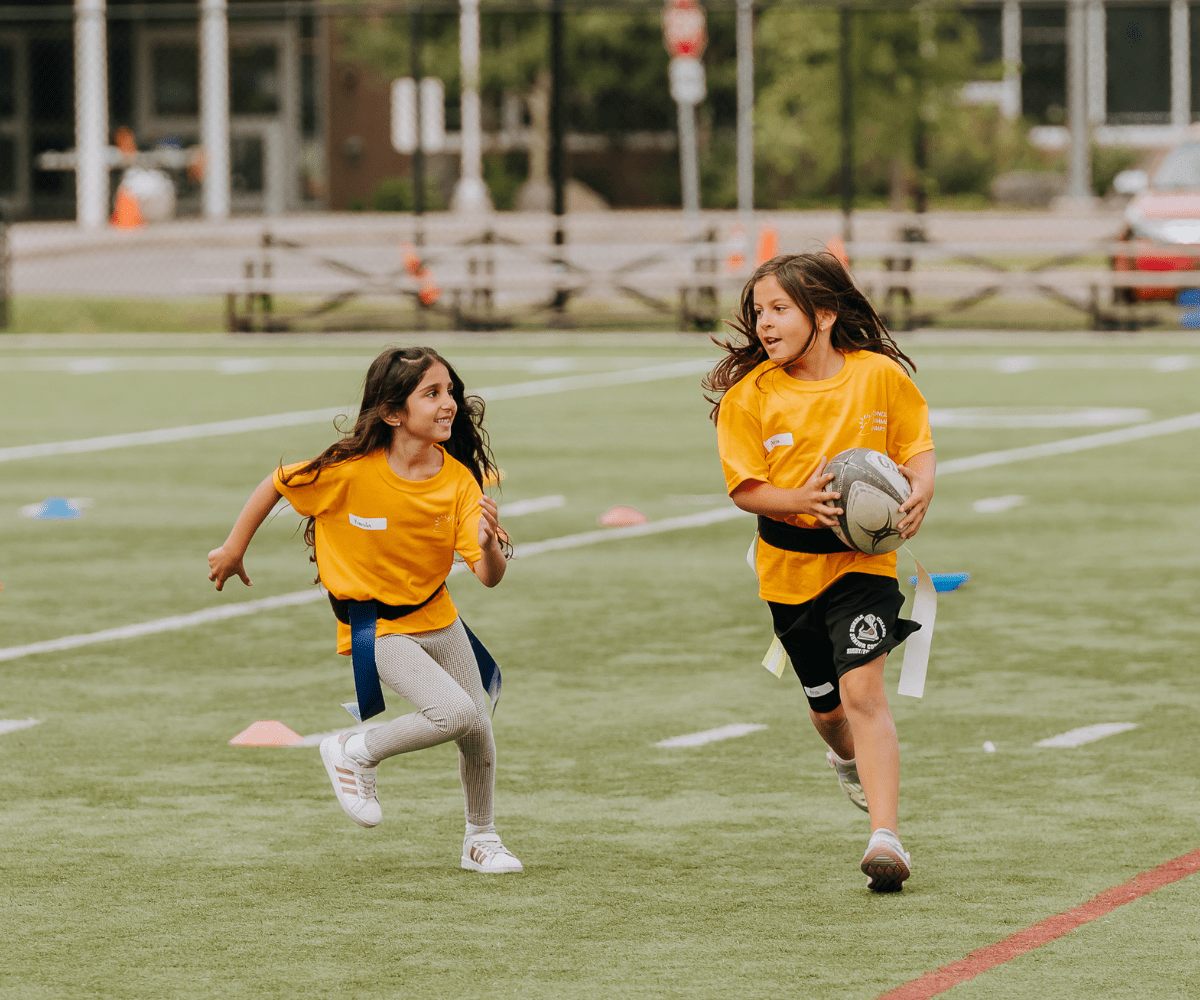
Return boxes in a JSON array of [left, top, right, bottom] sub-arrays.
[[349, 513, 387, 531], [847, 613, 886, 654], [433, 514, 454, 531], [859, 410, 887, 434], [763, 432, 794, 452]]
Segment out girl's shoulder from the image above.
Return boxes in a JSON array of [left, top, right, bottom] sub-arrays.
[[846, 349, 913, 380], [721, 359, 777, 406]]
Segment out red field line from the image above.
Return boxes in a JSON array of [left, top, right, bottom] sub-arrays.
[[877, 847, 1200, 1000]]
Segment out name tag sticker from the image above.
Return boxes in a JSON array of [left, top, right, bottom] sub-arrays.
[[349, 513, 387, 531], [762, 636, 787, 679], [763, 433, 794, 452]]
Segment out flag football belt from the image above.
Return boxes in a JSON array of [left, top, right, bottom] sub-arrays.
[[327, 584, 502, 721], [756, 515, 852, 554]]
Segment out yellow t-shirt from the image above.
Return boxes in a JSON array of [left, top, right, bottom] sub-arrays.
[[272, 448, 484, 654], [716, 350, 933, 604]]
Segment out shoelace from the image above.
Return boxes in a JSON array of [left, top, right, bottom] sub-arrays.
[[469, 838, 513, 865], [355, 768, 377, 800]]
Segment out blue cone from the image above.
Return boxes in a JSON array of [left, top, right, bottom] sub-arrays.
[[909, 571, 970, 592], [32, 497, 81, 520]]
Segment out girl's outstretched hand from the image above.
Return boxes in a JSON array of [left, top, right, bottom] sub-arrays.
[[477, 495, 504, 550], [208, 545, 251, 591], [795, 456, 844, 527], [897, 457, 935, 538]]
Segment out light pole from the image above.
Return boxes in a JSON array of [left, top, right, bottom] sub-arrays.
[[451, 0, 492, 213], [735, 0, 754, 220]]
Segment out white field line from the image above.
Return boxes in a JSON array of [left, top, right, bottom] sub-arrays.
[[0, 355, 686, 375], [928, 407, 1149, 428], [973, 494, 1027, 514], [937, 411, 1200, 476], [498, 494, 566, 517], [1035, 722, 1138, 748], [656, 723, 768, 748], [0, 508, 748, 664], [0, 719, 40, 735], [914, 354, 1200, 372], [0, 359, 712, 465]]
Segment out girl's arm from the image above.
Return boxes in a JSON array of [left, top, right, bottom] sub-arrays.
[[897, 449, 935, 539], [471, 495, 507, 588], [207, 475, 283, 590], [730, 457, 844, 527]]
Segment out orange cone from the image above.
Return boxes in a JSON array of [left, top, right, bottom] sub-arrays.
[[826, 236, 850, 267], [228, 720, 303, 747], [755, 224, 780, 265], [110, 187, 144, 229], [598, 505, 650, 527]]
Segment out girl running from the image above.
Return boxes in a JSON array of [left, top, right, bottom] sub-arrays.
[[704, 253, 934, 892], [207, 346, 522, 874]]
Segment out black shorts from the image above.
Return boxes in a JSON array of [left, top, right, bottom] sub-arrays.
[[768, 573, 920, 714]]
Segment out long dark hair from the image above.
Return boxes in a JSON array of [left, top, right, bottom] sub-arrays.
[[281, 345, 502, 557], [702, 252, 915, 422]]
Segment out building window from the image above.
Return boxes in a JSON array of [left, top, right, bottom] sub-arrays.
[[964, 6, 1003, 66], [0, 44, 14, 119], [1107, 4, 1171, 124], [231, 134, 264, 193], [231, 44, 279, 115], [153, 44, 199, 117], [1022, 5, 1067, 124]]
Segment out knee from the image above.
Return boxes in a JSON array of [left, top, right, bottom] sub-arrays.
[[839, 673, 889, 719], [423, 690, 480, 741]]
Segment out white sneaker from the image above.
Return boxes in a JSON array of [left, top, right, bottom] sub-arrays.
[[827, 749, 869, 813], [860, 828, 911, 892], [319, 732, 381, 828], [461, 832, 523, 874]]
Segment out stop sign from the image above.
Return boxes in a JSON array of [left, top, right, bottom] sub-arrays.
[[662, 0, 707, 60]]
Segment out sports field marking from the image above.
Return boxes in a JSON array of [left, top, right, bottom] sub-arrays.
[[1035, 722, 1138, 748], [0, 358, 713, 465], [875, 845, 1200, 1000], [915, 353, 1200, 372], [936, 410, 1200, 476], [0, 719, 39, 736], [498, 495, 566, 517], [972, 494, 1027, 513], [928, 406, 1149, 428], [0, 507, 749, 664], [656, 723, 768, 748], [0, 355, 687, 374]]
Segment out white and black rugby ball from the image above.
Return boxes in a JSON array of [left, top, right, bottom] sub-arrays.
[[826, 447, 911, 555]]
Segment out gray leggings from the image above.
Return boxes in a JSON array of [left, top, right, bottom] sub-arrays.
[[362, 618, 495, 827]]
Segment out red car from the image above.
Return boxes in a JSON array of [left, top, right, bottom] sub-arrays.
[[1113, 138, 1200, 301]]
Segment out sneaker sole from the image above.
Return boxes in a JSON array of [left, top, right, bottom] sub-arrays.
[[319, 738, 380, 829], [861, 848, 911, 893], [460, 855, 523, 874]]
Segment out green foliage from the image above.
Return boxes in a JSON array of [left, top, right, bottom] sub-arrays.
[[369, 176, 445, 212], [483, 152, 529, 211], [1092, 146, 1143, 196], [754, 5, 983, 203]]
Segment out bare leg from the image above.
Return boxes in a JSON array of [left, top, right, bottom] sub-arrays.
[[809, 704, 855, 762], [838, 655, 899, 833]]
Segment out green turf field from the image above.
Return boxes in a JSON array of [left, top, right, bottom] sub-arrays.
[[1, 334, 1198, 999]]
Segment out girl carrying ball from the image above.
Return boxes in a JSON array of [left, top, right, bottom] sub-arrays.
[[207, 346, 522, 874], [704, 253, 934, 891]]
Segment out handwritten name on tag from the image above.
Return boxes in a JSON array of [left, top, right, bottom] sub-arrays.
[[763, 433, 793, 452], [349, 514, 387, 531]]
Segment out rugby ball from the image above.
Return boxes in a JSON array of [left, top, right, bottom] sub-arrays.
[[826, 447, 911, 555]]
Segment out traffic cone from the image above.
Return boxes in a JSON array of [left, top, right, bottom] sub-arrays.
[[825, 236, 850, 267], [110, 187, 144, 229], [598, 505, 650, 527], [755, 224, 779, 265]]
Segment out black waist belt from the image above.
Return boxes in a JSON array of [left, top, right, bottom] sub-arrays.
[[327, 584, 445, 626], [328, 584, 445, 721], [757, 515, 853, 554]]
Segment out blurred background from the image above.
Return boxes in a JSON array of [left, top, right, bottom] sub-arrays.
[[2, 0, 1198, 333]]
